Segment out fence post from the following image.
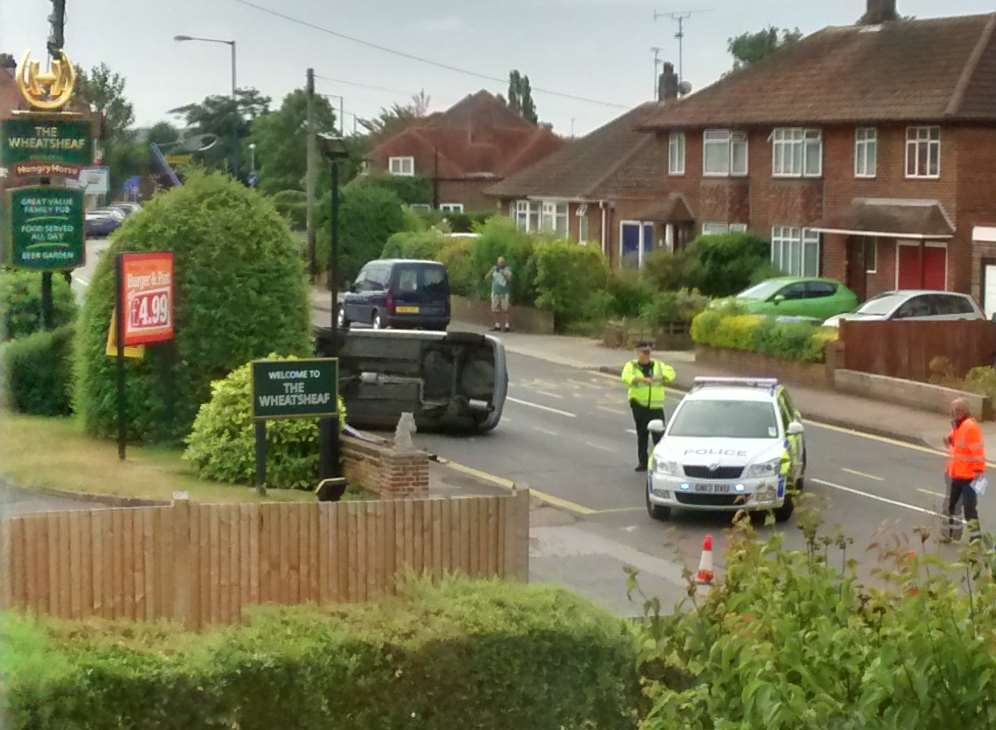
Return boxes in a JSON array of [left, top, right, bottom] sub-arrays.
[[504, 487, 530, 583], [171, 493, 195, 629]]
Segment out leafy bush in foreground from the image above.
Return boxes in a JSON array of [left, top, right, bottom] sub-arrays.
[[691, 307, 836, 363], [1, 323, 74, 415], [0, 269, 77, 341], [4, 578, 641, 730]]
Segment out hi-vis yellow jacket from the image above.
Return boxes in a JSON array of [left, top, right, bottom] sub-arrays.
[[621, 360, 676, 409]]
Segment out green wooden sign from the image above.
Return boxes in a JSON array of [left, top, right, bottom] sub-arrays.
[[1, 116, 94, 175], [251, 358, 339, 420], [4, 186, 85, 270]]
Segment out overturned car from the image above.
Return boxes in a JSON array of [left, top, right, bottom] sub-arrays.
[[315, 327, 507, 432]]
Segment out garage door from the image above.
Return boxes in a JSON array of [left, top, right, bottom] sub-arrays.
[[897, 244, 946, 290]]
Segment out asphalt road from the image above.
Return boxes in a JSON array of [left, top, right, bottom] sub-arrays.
[[413, 349, 994, 578]]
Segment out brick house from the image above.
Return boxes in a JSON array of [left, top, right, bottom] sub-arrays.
[[638, 1, 996, 313], [486, 65, 694, 269], [364, 90, 563, 213]]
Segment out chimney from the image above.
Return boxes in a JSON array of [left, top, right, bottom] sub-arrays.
[[0, 53, 16, 77], [860, 0, 898, 25], [658, 62, 679, 103]]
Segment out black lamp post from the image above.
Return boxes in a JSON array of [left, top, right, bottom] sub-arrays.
[[316, 133, 350, 487]]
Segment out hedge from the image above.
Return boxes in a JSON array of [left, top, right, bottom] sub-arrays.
[[317, 183, 408, 283], [74, 170, 312, 445], [468, 217, 536, 304], [0, 269, 77, 340], [381, 229, 447, 260], [691, 307, 837, 363], [531, 240, 610, 328], [643, 234, 778, 298], [270, 189, 307, 230], [185, 357, 346, 490], [1, 323, 74, 415], [3, 578, 641, 730]]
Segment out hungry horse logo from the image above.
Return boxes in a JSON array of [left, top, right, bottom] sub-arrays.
[[16, 49, 77, 110]]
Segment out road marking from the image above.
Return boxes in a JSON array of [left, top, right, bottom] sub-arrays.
[[531, 426, 559, 437], [597, 405, 625, 416], [594, 506, 647, 514], [506, 397, 576, 418], [625, 428, 637, 435], [917, 488, 947, 499], [811, 478, 945, 519], [583, 441, 615, 453], [568, 378, 601, 389], [531, 389, 564, 400], [841, 468, 884, 482], [435, 458, 596, 515]]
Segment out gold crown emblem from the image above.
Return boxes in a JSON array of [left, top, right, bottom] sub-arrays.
[[16, 49, 77, 111]]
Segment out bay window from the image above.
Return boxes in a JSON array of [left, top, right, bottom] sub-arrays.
[[513, 199, 568, 238], [771, 226, 820, 277]]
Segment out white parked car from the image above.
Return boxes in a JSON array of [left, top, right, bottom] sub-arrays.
[[645, 378, 806, 523], [823, 290, 983, 328]]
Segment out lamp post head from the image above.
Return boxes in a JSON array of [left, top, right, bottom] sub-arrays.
[[317, 133, 349, 161], [249, 142, 256, 150], [173, 35, 194, 42]]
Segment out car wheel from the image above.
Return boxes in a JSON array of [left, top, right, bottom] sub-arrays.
[[337, 306, 350, 329], [372, 311, 384, 329], [646, 484, 671, 521], [773, 493, 794, 522]]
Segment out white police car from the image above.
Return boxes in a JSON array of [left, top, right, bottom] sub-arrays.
[[645, 377, 805, 523]]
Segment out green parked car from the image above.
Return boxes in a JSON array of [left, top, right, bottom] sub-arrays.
[[729, 277, 859, 320]]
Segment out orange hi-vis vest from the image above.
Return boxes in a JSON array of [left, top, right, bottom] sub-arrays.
[[948, 417, 986, 480]]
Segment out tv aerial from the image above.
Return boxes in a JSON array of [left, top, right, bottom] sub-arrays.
[[653, 8, 712, 94]]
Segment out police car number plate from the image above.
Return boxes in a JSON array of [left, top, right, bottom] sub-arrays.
[[695, 484, 732, 493]]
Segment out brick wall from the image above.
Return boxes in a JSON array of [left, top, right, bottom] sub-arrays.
[[437, 179, 501, 212], [341, 435, 429, 498]]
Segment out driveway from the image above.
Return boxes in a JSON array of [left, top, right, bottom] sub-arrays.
[[0, 481, 107, 517]]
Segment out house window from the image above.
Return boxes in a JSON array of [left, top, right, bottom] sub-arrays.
[[906, 126, 940, 178], [668, 132, 686, 175], [702, 222, 748, 235], [855, 127, 877, 177], [865, 238, 877, 273], [409, 203, 432, 213], [439, 203, 464, 214], [729, 223, 748, 233], [577, 204, 589, 244], [388, 156, 414, 176], [771, 226, 820, 277], [772, 128, 822, 177], [703, 129, 748, 176], [541, 201, 569, 238]]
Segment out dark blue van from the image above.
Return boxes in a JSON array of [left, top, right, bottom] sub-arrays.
[[339, 259, 450, 331]]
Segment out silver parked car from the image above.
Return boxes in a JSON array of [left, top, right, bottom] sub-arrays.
[[823, 290, 984, 327]]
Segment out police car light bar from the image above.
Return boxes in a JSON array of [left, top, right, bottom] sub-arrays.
[[692, 377, 779, 391]]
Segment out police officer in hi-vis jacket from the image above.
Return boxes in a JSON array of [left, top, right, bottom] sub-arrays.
[[621, 342, 676, 472]]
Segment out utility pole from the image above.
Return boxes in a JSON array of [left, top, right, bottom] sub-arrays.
[[306, 67, 317, 281], [653, 8, 711, 93], [40, 0, 67, 330]]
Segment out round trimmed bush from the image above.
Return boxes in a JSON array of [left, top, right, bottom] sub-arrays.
[[2, 323, 75, 415], [184, 356, 346, 489], [1, 269, 77, 340], [74, 170, 312, 444]]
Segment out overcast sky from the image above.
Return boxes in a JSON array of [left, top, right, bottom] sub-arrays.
[[2, 0, 993, 135]]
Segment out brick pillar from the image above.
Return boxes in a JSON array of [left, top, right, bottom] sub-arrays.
[[378, 451, 430, 498]]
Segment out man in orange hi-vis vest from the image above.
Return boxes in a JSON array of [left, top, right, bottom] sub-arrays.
[[944, 398, 985, 541]]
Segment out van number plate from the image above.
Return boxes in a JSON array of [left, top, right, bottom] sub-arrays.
[[396, 306, 420, 314], [695, 484, 732, 493]]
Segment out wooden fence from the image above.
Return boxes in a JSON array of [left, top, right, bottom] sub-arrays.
[[839, 319, 996, 381], [0, 491, 530, 629]]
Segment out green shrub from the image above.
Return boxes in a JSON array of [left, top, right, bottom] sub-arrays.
[[642, 249, 689, 292], [681, 233, 772, 297], [442, 210, 492, 233], [532, 241, 610, 329], [469, 217, 536, 304], [748, 260, 785, 285], [346, 173, 432, 205], [185, 357, 345, 490], [75, 170, 311, 445], [691, 308, 837, 363], [380, 229, 447, 260], [0, 269, 77, 340], [270, 189, 307, 230], [635, 507, 996, 729], [437, 237, 475, 296], [5, 578, 641, 730], [1, 323, 74, 415], [639, 289, 708, 328], [607, 269, 654, 319], [318, 184, 408, 284]]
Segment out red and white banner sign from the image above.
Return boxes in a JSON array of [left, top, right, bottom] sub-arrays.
[[119, 252, 174, 346]]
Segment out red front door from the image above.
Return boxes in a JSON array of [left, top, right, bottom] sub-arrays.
[[897, 244, 946, 290]]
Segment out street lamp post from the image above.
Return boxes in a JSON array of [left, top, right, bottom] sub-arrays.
[[249, 142, 256, 174], [317, 134, 350, 483], [173, 34, 240, 177]]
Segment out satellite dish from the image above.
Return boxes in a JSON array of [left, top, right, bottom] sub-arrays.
[[678, 81, 693, 96]]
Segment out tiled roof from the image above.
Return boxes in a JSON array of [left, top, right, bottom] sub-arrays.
[[368, 90, 562, 179], [642, 13, 996, 129], [485, 102, 663, 200], [813, 198, 956, 238]]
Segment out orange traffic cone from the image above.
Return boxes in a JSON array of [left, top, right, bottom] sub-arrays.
[[695, 534, 715, 585]]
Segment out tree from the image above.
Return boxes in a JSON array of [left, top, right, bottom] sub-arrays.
[[507, 70, 537, 124], [169, 88, 271, 176], [727, 26, 802, 70], [249, 88, 336, 194], [358, 92, 431, 147], [75, 63, 136, 193], [147, 121, 180, 147]]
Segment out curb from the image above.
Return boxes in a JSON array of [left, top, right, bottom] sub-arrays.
[[592, 365, 933, 449], [12, 485, 169, 509]]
